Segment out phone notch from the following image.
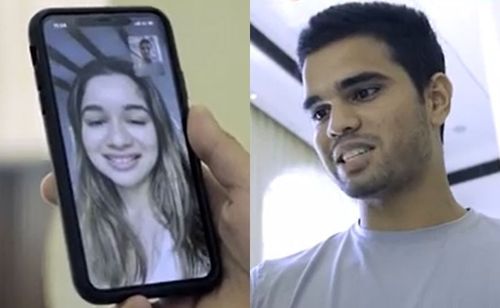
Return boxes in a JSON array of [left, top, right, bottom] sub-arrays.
[[76, 15, 131, 27]]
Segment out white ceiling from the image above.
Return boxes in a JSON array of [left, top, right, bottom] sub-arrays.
[[250, 0, 500, 173]]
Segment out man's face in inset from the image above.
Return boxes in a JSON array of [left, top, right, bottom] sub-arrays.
[[303, 36, 433, 199], [139, 39, 153, 62]]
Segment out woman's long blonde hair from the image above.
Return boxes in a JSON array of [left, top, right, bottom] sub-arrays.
[[67, 58, 209, 288]]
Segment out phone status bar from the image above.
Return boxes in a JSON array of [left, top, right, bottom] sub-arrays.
[[52, 22, 68, 29], [133, 20, 154, 27], [50, 18, 154, 29]]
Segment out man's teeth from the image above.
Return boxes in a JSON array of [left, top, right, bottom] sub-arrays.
[[342, 148, 370, 162]]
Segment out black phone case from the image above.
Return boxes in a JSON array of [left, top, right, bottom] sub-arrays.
[[28, 6, 221, 304]]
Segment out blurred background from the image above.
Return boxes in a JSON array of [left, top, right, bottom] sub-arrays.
[[0, 0, 248, 307], [251, 0, 500, 267]]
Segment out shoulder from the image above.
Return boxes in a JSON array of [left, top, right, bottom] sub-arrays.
[[472, 211, 500, 237], [251, 230, 349, 307], [476, 211, 500, 226], [452, 210, 500, 254]]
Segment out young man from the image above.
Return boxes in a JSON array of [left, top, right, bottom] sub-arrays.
[[134, 37, 165, 77], [139, 38, 154, 63], [252, 2, 500, 307]]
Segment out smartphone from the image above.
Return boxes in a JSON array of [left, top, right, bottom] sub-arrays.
[[28, 7, 221, 304]]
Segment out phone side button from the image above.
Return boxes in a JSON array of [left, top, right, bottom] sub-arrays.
[[29, 46, 38, 66], [179, 70, 188, 101], [38, 90, 47, 116], [34, 69, 42, 91]]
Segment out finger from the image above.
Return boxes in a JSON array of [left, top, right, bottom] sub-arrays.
[[201, 166, 229, 225], [117, 295, 152, 308], [201, 167, 249, 272], [41, 173, 58, 206], [187, 106, 249, 192]]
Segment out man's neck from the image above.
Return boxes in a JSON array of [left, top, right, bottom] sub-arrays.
[[357, 163, 466, 231]]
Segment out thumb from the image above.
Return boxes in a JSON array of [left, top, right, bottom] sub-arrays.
[[117, 295, 152, 308], [40, 173, 58, 206], [187, 106, 248, 191]]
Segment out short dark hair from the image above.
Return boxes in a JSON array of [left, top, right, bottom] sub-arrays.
[[139, 38, 151, 47], [297, 2, 445, 142]]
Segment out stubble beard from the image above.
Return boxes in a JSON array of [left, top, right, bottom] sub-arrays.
[[328, 114, 432, 199]]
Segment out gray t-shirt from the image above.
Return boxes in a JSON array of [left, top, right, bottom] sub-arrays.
[[252, 209, 500, 308]]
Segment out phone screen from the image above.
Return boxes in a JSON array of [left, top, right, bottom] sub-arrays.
[[41, 13, 211, 289]]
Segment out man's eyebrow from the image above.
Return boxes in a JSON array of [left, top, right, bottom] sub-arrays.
[[303, 95, 322, 110], [337, 71, 389, 90], [303, 72, 389, 110]]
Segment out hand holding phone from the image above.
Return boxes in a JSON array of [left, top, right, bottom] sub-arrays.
[[30, 7, 221, 304]]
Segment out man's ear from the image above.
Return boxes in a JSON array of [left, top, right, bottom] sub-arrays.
[[424, 72, 453, 129]]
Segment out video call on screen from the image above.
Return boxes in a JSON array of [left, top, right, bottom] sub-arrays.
[[42, 13, 210, 289]]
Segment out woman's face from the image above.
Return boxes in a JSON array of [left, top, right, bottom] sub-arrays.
[[80, 73, 159, 188]]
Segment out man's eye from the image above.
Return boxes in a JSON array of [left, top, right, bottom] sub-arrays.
[[311, 105, 331, 122], [352, 87, 380, 102]]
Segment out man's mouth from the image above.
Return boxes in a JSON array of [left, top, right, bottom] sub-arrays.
[[340, 147, 373, 163], [334, 145, 375, 164]]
